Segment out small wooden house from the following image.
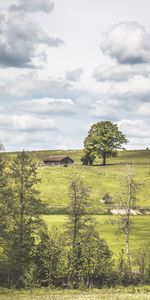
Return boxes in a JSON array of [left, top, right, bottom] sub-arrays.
[[43, 155, 74, 166]]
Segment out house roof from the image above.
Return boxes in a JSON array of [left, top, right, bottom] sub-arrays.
[[43, 155, 74, 162]]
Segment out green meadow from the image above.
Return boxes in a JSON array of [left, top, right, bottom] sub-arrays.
[[35, 149, 150, 212], [0, 286, 150, 300], [43, 215, 150, 256], [7, 149, 150, 256], [2, 149, 150, 297]]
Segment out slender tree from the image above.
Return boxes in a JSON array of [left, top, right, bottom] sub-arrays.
[[9, 150, 44, 287], [119, 165, 138, 281], [0, 143, 8, 238], [67, 175, 112, 288], [67, 175, 94, 246], [0, 143, 13, 246], [66, 175, 91, 287], [0, 143, 16, 287]]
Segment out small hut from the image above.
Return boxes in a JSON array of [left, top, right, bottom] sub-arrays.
[[43, 155, 74, 166]]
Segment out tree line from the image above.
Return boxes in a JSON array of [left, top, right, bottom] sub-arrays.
[[0, 145, 150, 288]]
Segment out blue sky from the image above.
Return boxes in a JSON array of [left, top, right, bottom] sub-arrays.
[[1, 0, 150, 150]]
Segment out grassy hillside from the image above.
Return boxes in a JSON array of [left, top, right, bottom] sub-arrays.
[[7, 149, 150, 212], [6, 149, 150, 257], [30, 149, 150, 213]]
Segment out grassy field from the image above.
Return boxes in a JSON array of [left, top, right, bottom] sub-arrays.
[[0, 287, 150, 300], [2, 150, 150, 296], [33, 149, 150, 213], [43, 215, 150, 256], [7, 149, 150, 255]]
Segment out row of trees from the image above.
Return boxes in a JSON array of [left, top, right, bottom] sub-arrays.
[[0, 145, 150, 288]]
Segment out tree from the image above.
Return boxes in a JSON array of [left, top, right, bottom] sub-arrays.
[[66, 175, 92, 287], [118, 165, 138, 282], [81, 225, 112, 288], [67, 175, 92, 245], [66, 175, 112, 288], [35, 227, 67, 287], [0, 143, 14, 286], [81, 149, 96, 166], [0, 143, 9, 237], [8, 150, 45, 287], [84, 121, 128, 165]]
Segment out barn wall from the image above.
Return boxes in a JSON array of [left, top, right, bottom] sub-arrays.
[[61, 158, 73, 164], [44, 157, 74, 166]]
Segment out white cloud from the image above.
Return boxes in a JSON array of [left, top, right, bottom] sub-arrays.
[[101, 22, 150, 64], [118, 119, 150, 138], [110, 75, 150, 98], [66, 68, 83, 82], [18, 97, 75, 115], [1, 2, 150, 151], [137, 103, 150, 116], [94, 63, 150, 82], [10, 0, 54, 13], [0, 114, 56, 131], [0, 10, 63, 68]]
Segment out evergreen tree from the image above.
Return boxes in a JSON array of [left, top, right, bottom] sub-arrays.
[[0, 143, 11, 237], [0, 143, 13, 286], [8, 151, 45, 287]]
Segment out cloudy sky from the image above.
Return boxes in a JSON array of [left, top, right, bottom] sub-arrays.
[[1, 0, 150, 151]]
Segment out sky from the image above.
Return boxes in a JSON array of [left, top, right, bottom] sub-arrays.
[[1, 0, 150, 151]]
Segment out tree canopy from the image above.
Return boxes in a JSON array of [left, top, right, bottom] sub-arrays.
[[83, 121, 128, 165]]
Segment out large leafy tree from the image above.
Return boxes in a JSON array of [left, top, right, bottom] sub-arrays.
[[83, 121, 128, 165]]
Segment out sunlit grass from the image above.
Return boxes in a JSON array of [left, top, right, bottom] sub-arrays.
[[34, 150, 150, 213], [0, 286, 150, 300], [8, 149, 150, 211], [43, 215, 150, 257]]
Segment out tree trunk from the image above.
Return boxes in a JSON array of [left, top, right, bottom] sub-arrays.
[[125, 220, 132, 281], [125, 167, 132, 281], [102, 153, 106, 165]]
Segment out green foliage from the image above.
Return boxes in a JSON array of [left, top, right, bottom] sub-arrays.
[[84, 121, 128, 165], [35, 228, 67, 287], [66, 176, 113, 288], [0, 144, 14, 287], [0, 151, 46, 288], [116, 166, 139, 281], [44, 215, 150, 258], [1, 148, 150, 289], [67, 175, 92, 243], [134, 249, 150, 284], [80, 226, 113, 287], [8, 151, 46, 287], [81, 150, 96, 166], [0, 144, 12, 239]]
